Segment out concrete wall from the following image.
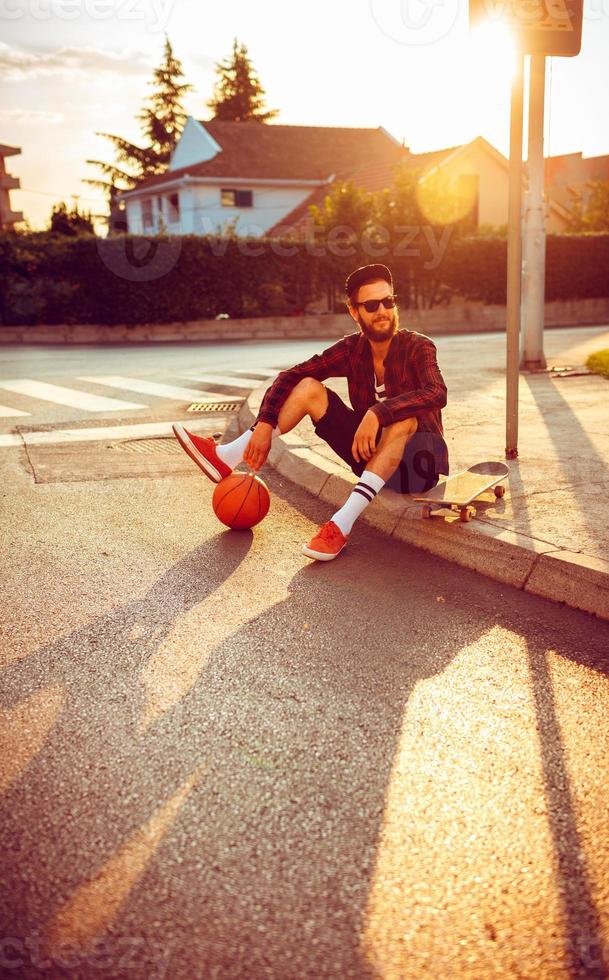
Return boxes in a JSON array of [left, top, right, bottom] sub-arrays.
[[461, 144, 508, 230], [2, 298, 608, 345], [417, 140, 569, 234], [126, 182, 316, 237], [168, 118, 221, 170], [417, 140, 509, 230], [184, 183, 314, 237]]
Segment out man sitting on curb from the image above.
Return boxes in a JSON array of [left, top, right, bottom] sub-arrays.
[[173, 263, 449, 562]]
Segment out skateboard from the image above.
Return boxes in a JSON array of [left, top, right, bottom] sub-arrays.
[[413, 461, 509, 523]]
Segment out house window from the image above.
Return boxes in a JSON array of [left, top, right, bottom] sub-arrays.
[[167, 192, 180, 223], [221, 188, 253, 208], [141, 198, 154, 231]]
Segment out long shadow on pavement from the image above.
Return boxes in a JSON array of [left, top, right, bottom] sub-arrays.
[[524, 374, 609, 529], [1, 474, 608, 979], [526, 642, 609, 979], [0, 531, 254, 978]]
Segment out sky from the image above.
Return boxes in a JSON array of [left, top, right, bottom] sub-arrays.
[[1, 0, 608, 229]]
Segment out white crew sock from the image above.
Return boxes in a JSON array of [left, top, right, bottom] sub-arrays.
[[330, 470, 386, 535], [216, 424, 280, 469]]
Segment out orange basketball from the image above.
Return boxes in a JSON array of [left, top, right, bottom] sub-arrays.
[[212, 473, 270, 529]]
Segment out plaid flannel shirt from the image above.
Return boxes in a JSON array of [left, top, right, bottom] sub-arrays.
[[257, 328, 449, 474]]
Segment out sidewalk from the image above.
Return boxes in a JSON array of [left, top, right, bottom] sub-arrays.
[[237, 326, 609, 621]]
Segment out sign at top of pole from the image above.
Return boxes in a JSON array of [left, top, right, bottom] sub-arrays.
[[469, 0, 583, 56]]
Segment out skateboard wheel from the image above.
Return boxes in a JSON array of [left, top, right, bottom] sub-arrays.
[[459, 506, 475, 522], [421, 505, 433, 519], [494, 485, 506, 498]]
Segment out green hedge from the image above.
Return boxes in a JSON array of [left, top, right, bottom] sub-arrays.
[[0, 234, 323, 326], [1, 231, 608, 326], [443, 233, 609, 305], [442, 236, 508, 304], [545, 234, 609, 301]]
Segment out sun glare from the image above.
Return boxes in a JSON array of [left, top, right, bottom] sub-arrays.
[[469, 20, 519, 78]]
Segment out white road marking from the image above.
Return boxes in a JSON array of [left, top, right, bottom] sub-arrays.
[[79, 375, 230, 401], [182, 373, 266, 388], [0, 404, 30, 418], [0, 379, 145, 412], [0, 419, 216, 448], [233, 368, 279, 378]]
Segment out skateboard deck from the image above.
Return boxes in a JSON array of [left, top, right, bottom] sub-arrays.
[[413, 461, 509, 522]]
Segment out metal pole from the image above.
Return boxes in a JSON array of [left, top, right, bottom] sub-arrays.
[[521, 54, 547, 371], [505, 50, 525, 459]]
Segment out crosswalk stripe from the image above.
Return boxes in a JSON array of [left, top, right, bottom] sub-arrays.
[[181, 373, 266, 389], [0, 404, 30, 418], [0, 419, 215, 448], [79, 376, 230, 401], [233, 368, 278, 379], [0, 379, 145, 412]]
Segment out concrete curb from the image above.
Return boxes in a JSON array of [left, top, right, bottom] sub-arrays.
[[238, 390, 609, 622], [2, 297, 609, 344]]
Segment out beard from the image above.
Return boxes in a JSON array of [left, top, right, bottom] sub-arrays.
[[358, 307, 399, 342]]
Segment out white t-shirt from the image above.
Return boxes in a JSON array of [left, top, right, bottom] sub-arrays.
[[374, 375, 387, 402]]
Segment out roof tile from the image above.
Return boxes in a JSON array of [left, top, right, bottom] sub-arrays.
[[132, 120, 411, 190]]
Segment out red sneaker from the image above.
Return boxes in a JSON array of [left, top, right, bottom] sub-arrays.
[[302, 520, 348, 561], [172, 423, 232, 483]]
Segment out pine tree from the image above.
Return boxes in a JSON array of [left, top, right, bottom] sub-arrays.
[[85, 37, 192, 229], [208, 39, 278, 123], [136, 36, 192, 167]]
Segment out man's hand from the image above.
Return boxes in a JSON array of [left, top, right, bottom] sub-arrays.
[[352, 410, 380, 463], [243, 422, 274, 472]]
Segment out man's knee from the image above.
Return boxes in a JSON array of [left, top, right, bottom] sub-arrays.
[[382, 416, 418, 441], [374, 417, 418, 468], [291, 377, 327, 412], [293, 377, 324, 396]]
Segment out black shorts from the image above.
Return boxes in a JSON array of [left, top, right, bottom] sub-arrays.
[[314, 388, 441, 495]]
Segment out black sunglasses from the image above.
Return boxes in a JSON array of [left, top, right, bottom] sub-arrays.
[[355, 295, 396, 313]]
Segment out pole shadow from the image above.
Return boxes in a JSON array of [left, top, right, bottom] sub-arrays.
[[0, 531, 254, 976], [1, 479, 608, 979], [526, 640, 609, 979]]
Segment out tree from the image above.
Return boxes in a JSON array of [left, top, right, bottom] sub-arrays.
[[308, 181, 376, 311], [49, 201, 95, 236], [310, 181, 376, 240], [375, 165, 422, 230], [85, 37, 191, 230], [136, 36, 192, 166], [310, 163, 466, 310], [565, 180, 609, 233], [207, 39, 278, 123]]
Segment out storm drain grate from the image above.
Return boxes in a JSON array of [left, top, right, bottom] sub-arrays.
[[114, 432, 225, 455], [111, 438, 182, 455], [187, 401, 242, 413], [112, 431, 224, 455]]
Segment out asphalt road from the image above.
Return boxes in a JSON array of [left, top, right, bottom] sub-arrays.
[[0, 339, 324, 425], [0, 338, 324, 382], [1, 335, 609, 979]]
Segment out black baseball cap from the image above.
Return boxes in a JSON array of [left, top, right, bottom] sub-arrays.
[[345, 263, 393, 300]]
